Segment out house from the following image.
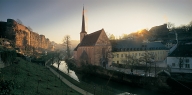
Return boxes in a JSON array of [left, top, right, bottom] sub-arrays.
[[73, 7, 112, 67], [167, 43, 192, 73], [165, 40, 177, 49], [111, 40, 169, 65]]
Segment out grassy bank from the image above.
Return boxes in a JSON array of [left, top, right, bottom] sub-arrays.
[[49, 65, 122, 95], [0, 57, 81, 95]]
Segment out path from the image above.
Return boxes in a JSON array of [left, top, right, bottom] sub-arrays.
[[46, 65, 93, 95]]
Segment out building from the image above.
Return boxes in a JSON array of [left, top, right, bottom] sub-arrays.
[[0, 19, 53, 52], [167, 43, 192, 73], [165, 40, 177, 49], [73, 7, 112, 67], [111, 40, 169, 65]]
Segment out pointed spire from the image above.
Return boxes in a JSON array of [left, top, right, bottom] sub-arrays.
[[81, 6, 86, 33]]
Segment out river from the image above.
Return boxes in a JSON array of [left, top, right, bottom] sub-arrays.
[[53, 61, 168, 95]]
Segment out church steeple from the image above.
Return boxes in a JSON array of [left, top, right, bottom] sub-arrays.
[[80, 6, 87, 42], [81, 6, 86, 33]]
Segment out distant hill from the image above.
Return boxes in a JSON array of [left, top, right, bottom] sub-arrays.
[[123, 22, 192, 42], [54, 40, 79, 51]]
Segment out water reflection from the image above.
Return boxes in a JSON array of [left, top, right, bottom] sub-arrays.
[[52, 61, 79, 82]]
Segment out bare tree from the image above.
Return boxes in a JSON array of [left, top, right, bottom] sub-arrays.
[[121, 54, 139, 74], [167, 22, 175, 31], [55, 51, 63, 71], [16, 19, 23, 25], [178, 57, 185, 69], [139, 51, 156, 77], [63, 35, 71, 59]]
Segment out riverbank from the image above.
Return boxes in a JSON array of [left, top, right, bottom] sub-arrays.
[[49, 64, 121, 95], [0, 57, 80, 95], [74, 64, 181, 95]]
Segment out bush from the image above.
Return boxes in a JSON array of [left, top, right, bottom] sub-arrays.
[[0, 79, 14, 95]]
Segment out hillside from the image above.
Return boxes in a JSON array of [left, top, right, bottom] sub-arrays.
[[122, 22, 192, 42], [0, 57, 80, 95]]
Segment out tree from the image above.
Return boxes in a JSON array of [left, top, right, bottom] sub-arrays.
[[1, 50, 16, 65], [178, 57, 185, 69], [55, 51, 63, 71], [16, 19, 23, 24], [167, 22, 175, 31], [63, 35, 71, 59], [139, 51, 156, 77], [109, 34, 115, 40], [121, 54, 139, 74]]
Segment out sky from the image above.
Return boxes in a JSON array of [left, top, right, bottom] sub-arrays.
[[0, 0, 192, 43]]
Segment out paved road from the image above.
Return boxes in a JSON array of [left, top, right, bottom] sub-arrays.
[[46, 65, 93, 95]]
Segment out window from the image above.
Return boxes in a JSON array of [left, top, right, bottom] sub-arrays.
[[172, 63, 175, 67], [125, 54, 127, 57], [139, 53, 140, 56], [180, 64, 183, 68], [185, 64, 190, 68], [117, 54, 119, 58], [117, 61, 119, 64], [186, 59, 189, 63], [121, 54, 123, 57], [135, 53, 137, 56]]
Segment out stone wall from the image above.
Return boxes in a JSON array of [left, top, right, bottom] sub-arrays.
[[0, 19, 53, 51]]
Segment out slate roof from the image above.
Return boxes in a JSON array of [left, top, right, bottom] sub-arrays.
[[74, 29, 103, 51], [168, 44, 192, 57], [79, 29, 103, 46], [111, 40, 168, 52]]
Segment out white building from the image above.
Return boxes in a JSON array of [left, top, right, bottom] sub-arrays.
[[167, 44, 192, 73]]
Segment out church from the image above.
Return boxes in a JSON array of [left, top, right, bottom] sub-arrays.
[[73, 7, 112, 67]]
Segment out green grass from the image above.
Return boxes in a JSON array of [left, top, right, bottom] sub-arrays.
[[0, 57, 81, 95], [50, 65, 122, 95]]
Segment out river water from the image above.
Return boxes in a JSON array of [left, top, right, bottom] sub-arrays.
[[53, 61, 167, 95], [52, 61, 80, 82]]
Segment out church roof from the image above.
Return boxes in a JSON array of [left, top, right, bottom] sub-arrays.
[[80, 29, 103, 46], [74, 29, 103, 51]]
